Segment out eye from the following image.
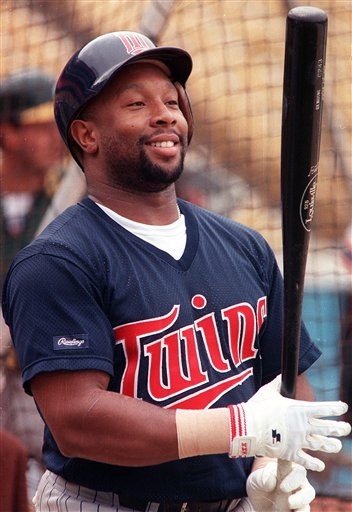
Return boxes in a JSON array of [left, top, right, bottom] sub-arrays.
[[166, 99, 179, 108], [128, 100, 145, 108]]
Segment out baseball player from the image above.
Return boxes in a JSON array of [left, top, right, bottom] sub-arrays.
[[2, 32, 351, 512], [0, 68, 66, 499]]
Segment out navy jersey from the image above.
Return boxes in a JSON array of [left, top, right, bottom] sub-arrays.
[[2, 198, 321, 501]]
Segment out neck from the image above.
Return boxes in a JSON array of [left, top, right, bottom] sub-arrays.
[[88, 185, 180, 226]]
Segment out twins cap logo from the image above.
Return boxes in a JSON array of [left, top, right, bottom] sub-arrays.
[[116, 32, 152, 56], [53, 334, 89, 350]]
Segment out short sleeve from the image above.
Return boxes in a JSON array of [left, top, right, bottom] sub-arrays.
[[3, 250, 115, 393]]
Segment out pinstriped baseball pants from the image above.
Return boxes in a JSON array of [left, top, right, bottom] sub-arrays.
[[33, 470, 255, 512]]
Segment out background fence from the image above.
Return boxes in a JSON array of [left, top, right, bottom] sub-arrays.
[[1, 0, 351, 508]]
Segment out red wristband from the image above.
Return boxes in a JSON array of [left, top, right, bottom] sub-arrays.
[[228, 403, 254, 458]]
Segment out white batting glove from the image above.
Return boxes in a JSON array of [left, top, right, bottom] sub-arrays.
[[228, 375, 351, 471], [246, 459, 315, 511]]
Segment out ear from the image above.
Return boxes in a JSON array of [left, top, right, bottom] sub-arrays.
[[70, 119, 98, 155]]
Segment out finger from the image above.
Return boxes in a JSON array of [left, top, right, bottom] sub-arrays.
[[309, 417, 351, 437], [307, 400, 349, 418], [305, 434, 342, 453], [279, 464, 306, 493], [288, 479, 315, 510], [249, 462, 278, 492], [259, 462, 278, 492], [289, 503, 311, 512], [294, 450, 325, 472]]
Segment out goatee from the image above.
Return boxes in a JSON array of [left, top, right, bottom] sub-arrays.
[[104, 136, 186, 193]]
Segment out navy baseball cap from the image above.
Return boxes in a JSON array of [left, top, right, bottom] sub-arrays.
[[0, 68, 55, 124]]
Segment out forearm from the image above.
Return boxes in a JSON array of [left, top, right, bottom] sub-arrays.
[[49, 388, 179, 466], [31, 370, 350, 469], [32, 370, 179, 466], [53, 389, 230, 466]]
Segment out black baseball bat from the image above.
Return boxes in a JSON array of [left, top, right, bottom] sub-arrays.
[[280, 5, 327, 400], [276, 6, 328, 509]]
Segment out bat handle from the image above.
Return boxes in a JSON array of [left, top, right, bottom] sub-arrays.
[[274, 459, 293, 511]]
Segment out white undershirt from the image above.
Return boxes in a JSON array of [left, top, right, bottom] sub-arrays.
[[96, 203, 187, 260]]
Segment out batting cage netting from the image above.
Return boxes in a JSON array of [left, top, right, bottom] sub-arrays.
[[1, 0, 351, 510]]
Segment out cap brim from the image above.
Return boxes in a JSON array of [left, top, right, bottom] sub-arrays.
[[94, 46, 193, 88], [19, 101, 54, 124]]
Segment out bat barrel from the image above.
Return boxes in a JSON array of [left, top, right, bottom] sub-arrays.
[[280, 7, 327, 399], [282, 7, 327, 185]]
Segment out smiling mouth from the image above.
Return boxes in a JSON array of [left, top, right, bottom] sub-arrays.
[[150, 141, 176, 148]]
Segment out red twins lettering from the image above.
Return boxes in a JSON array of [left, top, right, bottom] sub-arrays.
[[117, 32, 153, 55], [114, 295, 267, 407]]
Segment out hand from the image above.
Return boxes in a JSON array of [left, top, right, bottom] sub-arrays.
[[246, 459, 315, 511], [228, 375, 351, 471]]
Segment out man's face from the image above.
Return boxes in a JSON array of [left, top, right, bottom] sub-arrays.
[[13, 120, 65, 174], [81, 63, 189, 193]]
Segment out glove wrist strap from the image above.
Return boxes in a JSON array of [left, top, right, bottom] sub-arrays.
[[228, 404, 257, 458]]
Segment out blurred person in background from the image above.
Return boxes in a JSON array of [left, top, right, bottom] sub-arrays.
[[0, 68, 67, 502], [0, 428, 31, 512]]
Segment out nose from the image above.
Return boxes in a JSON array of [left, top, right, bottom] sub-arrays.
[[150, 101, 177, 128]]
